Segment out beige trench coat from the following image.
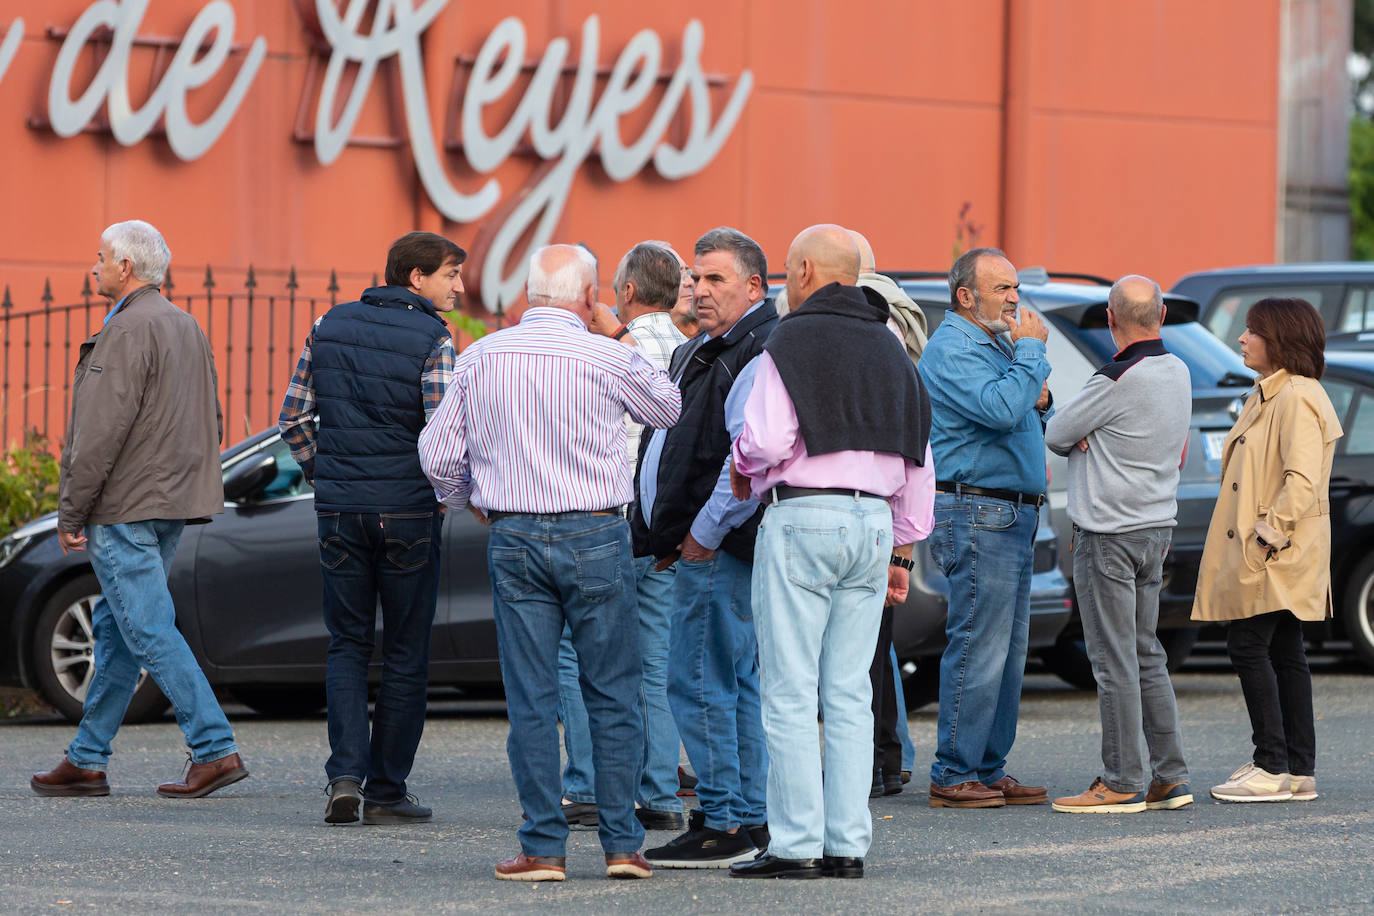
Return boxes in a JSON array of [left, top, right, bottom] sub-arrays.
[[1192, 369, 1342, 623]]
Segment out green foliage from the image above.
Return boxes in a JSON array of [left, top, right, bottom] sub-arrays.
[[442, 310, 491, 344], [1352, 116, 1374, 261], [0, 432, 60, 539]]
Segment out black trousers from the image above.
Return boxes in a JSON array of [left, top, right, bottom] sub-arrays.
[[1226, 610, 1316, 777], [869, 604, 901, 778]]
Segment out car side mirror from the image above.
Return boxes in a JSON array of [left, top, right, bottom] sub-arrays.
[[223, 452, 277, 503]]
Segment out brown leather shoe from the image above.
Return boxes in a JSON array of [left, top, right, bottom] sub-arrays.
[[495, 854, 567, 882], [31, 757, 109, 797], [928, 780, 1006, 808], [156, 753, 249, 798], [986, 774, 1048, 805], [606, 851, 653, 879]]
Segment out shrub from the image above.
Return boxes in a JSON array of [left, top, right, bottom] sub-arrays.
[[0, 431, 60, 539]]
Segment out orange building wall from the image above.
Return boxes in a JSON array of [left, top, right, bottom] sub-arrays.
[[0, 0, 1280, 443]]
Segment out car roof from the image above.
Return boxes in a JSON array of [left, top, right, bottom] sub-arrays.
[[1175, 263, 1374, 282], [1322, 348, 1374, 377], [895, 274, 1201, 326]]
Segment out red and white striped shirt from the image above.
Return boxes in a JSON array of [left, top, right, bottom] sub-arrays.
[[418, 307, 682, 512]]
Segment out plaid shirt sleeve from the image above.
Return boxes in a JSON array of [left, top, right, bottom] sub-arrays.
[[422, 334, 455, 421], [278, 317, 323, 476]]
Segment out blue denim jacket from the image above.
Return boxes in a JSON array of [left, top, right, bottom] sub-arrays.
[[917, 311, 1052, 495]]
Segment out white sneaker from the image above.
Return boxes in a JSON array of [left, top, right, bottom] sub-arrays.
[[1288, 774, 1318, 801], [1210, 763, 1292, 802]]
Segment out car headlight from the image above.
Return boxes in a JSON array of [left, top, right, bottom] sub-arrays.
[[0, 533, 33, 568]]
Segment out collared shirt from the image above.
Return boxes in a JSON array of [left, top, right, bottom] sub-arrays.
[[418, 307, 681, 512], [638, 300, 767, 542], [278, 314, 455, 470], [687, 358, 761, 549], [733, 352, 935, 546], [103, 290, 137, 325], [918, 310, 1052, 495], [622, 310, 686, 474]]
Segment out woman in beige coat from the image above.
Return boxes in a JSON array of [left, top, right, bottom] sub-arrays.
[[1192, 298, 1342, 803]]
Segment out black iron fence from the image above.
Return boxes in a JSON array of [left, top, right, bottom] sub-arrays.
[[0, 267, 358, 452]]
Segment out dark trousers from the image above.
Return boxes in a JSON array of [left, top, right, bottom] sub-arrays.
[[1226, 610, 1316, 777], [869, 604, 901, 778], [318, 510, 442, 803]]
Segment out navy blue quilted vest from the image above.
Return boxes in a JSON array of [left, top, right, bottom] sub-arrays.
[[310, 286, 450, 512]]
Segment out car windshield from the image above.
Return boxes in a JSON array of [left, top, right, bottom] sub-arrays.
[[1056, 320, 1254, 389]]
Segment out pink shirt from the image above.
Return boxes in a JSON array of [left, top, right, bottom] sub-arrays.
[[731, 352, 935, 546]]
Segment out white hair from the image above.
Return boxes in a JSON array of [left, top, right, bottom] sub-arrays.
[[527, 245, 596, 304], [102, 220, 171, 285]]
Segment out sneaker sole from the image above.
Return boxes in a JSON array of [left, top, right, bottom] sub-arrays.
[[495, 868, 565, 882], [1051, 801, 1147, 813], [362, 813, 433, 825], [1209, 790, 1292, 802], [1146, 795, 1194, 810], [1288, 792, 1318, 802], [325, 796, 361, 824], [156, 767, 250, 799], [30, 779, 110, 797], [606, 864, 653, 879], [645, 849, 758, 869]]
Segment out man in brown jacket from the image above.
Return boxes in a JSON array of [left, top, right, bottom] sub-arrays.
[[31, 220, 249, 800]]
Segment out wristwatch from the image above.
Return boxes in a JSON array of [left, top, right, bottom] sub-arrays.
[[889, 554, 914, 570]]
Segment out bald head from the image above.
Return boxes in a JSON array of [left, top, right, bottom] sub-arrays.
[[783, 224, 861, 311], [1107, 275, 1164, 335], [847, 229, 877, 274], [527, 244, 597, 323]]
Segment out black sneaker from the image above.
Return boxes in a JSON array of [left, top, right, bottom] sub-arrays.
[[636, 807, 686, 831], [362, 794, 433, 825], [562, 800, 598, 828], [746, 823, 770, 851], [645, 809, 757, 869], [324, 779, 361, 824]]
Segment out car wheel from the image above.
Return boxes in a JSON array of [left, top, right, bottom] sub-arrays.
[[1038, 624, 1198, 691], [900, 656, 941, 712], [231, 686, 327, 718], [31, 575, 169, 724], [1341, 553, 1374, 669]]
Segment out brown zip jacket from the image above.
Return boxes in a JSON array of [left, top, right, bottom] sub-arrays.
[[58, 285, 224, 535]]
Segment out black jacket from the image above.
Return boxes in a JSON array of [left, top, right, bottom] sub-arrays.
[[631, 302, 778, 561]]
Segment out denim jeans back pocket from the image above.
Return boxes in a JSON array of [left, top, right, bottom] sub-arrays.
[[783, 524, 845, 592], [971, 501, 1018, 531], [126, 520, 159, 548], [317, 512, 348, 570], [490, 545, 532, 601], [927, 519, 953, 575], [575, 542, 623, 603], [381, 512, 435, 571]]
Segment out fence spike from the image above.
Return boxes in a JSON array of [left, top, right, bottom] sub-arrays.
[[372, 272, 379, 288], [1, 285, 10, 311], [80, 274, 92, 302], [41, 278, 53, 307], [203, 265, 215, 291], [286, 266, 299, 291], [245, 265, 257, 289], [162, 267, 174, 297]]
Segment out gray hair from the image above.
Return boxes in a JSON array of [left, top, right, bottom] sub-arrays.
[[1108, 275, 1165, 330], [613, 243, 680, 310], [694, 227, 767, 289], [948, 246, 1007, 306], [102, 220, 171, 285], [527, 245, 596, 305]]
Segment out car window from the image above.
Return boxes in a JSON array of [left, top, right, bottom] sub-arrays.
[[224, 437, 309, 500], [1321, 378, 1356, 427], [1338, 287, 1374, 333], [1345, 394, 1374, 457], [1052, 321, 1252, 390], [1205, 286, 1332, 351]]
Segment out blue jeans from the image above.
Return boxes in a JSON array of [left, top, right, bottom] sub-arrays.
[[319, 510, 441, 804], [67, 520, 237, 770], [557, 556, 682, 813], [927, 493, 1037, 786], [1074, 527, 1188, 793], [667, 550, 767, 832], [753, 496, 890, 859], [488, 513, 645, 857], [892, 645, 916, 771]]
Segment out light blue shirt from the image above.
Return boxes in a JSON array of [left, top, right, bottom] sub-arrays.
[[918, 310, 1053, 494], [103, 294, 130, 325]]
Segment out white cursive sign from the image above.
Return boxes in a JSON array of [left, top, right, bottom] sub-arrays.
[[47, 0, 266, 161], [0, 18, 22, 87]]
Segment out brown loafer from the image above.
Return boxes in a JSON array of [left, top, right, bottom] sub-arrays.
[[986, 775, 1048, 805], [605, 851, 653, 879], [495, 854, 567, 882], [156, 752, 249, 798], [31, 757, 109, 797], [929, 780, 1006, 808]]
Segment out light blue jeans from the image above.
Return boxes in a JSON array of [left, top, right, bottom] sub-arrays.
[[488, 513, 645, 858], [753, 495, 890, 860], [892, 645, 916, 771], [667, 550, 767, 832], [557, 556, 683, 813], [927, 493, 1037, 786], [67, 520, 237, 770]]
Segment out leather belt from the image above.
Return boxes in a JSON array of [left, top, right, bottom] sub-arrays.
[[935, 481, 1045, 508], [486, 508, 622, 522], [771, 485, 883, 502]]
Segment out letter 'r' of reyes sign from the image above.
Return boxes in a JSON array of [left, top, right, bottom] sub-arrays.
[[3, 1, 753, 314]]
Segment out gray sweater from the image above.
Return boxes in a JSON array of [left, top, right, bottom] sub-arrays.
[[1044, 339, 1192, 533]]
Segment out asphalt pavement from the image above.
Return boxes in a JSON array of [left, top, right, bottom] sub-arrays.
[[2, 656, 1372, 914]]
